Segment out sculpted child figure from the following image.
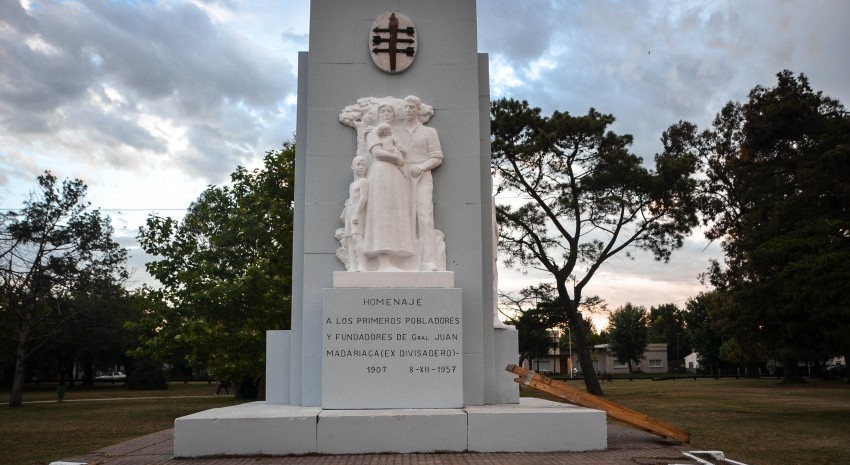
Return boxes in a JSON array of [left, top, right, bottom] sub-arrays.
[[371, 123, 408, 177], [341, 156, 369, 271], [334, 228, 349, 269]]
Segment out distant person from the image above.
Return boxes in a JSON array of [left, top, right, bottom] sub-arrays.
[[215, 380, 229, 395]]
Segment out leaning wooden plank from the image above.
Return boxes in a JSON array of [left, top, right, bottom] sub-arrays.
[[506, 364, 690, 443]]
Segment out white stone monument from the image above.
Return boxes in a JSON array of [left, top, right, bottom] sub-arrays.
[[173, 0, 606, 456]]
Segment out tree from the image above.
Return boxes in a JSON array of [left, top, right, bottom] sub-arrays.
[[607, 303, 649, 374], [131, 144, 295, 396], [682, 292, 724, 375], [1, 173, 128, 406], [124, 287, 192, 377], [559, 312, 606, 377], [46, 283, 135, 386], [560, 311, 607, 350], [510, 307, 559, 370], [501, 284, 563, 369], [647, 303, 691, 369], [491, 99, 699, 394], [677, 71, 850, 382], [503, 284, 605, 373]]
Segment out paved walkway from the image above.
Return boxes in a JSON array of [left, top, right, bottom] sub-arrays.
[[56, 424, 702, 465]]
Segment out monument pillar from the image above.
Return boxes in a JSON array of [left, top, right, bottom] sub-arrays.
[[173, 0, 608, 456], [286, 0, 506, 408]]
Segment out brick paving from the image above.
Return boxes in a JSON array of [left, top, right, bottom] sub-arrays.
[[57, 424, 699, 465]]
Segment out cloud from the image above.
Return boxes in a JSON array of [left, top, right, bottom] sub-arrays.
[[478, 0, 563, 65], [0, 149, 42, 192], [3, 0, 848, 308], [0, 0, 296, 186], [497, 231, 719, 310], [480, 0, 850, 162]]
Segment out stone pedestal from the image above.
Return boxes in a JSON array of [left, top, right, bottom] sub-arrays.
[[317, 408, 468, 454], [174, 398, 606, 457]]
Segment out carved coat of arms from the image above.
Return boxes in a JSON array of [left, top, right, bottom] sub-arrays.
[[370, 12, 416, 74]]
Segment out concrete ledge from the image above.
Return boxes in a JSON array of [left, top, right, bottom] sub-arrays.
[[265, 330, 291, 404], [492, 328, 520, 404], [173, 398, 607, 456], [173, 402, 320, 457], [333, 271, 455, 288], [467, 397, 607, 452], [318, 408, 468, 453]]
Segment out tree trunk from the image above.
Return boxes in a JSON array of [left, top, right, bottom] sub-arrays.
[[257, 376, 266, 401], [66, 358, 76, 388], [82, 356, 94, 386], [573, 333, 602, 395], [561, 297, 603, 395], [552, 279, 603, 395], [9, 320, 31, 407], [782, 356, 804, 383], [58, 355, 70, 387], [844, 353, 849, 385]]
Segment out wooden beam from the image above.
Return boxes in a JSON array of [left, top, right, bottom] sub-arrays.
[[506, 364, 690, 443]]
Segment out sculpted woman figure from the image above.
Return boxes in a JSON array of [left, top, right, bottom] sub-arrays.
[[362, 104, 415, 270]]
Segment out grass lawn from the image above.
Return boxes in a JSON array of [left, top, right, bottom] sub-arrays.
[[531, 376, 850, 465], [0, 381, 243, 465], [2, 378, 848, 465]]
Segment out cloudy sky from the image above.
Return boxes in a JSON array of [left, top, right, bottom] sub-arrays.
[[2, 0, 849, 317]]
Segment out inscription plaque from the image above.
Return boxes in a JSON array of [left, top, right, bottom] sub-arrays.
[[322, 288, 462, 409]]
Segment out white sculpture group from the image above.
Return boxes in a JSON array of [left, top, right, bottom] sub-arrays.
[[337, 96, 446, 272]]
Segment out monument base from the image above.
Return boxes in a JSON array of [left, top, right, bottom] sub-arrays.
[[173, 398, 607, 457]]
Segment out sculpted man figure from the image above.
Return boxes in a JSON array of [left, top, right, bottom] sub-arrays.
[[397, 95, 444, 271]]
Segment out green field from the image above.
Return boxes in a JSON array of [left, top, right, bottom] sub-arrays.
[[2, 378, 848, 465], [544, 377, 850, 465], [0, 381, 243, 465]]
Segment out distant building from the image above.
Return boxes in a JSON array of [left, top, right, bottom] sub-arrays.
[[684, 352, 700, 373], [588, 343, 669, 374], [524, 339, 670, 375]]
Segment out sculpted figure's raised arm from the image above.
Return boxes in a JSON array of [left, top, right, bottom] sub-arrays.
[[337, 96, 446, 272]]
